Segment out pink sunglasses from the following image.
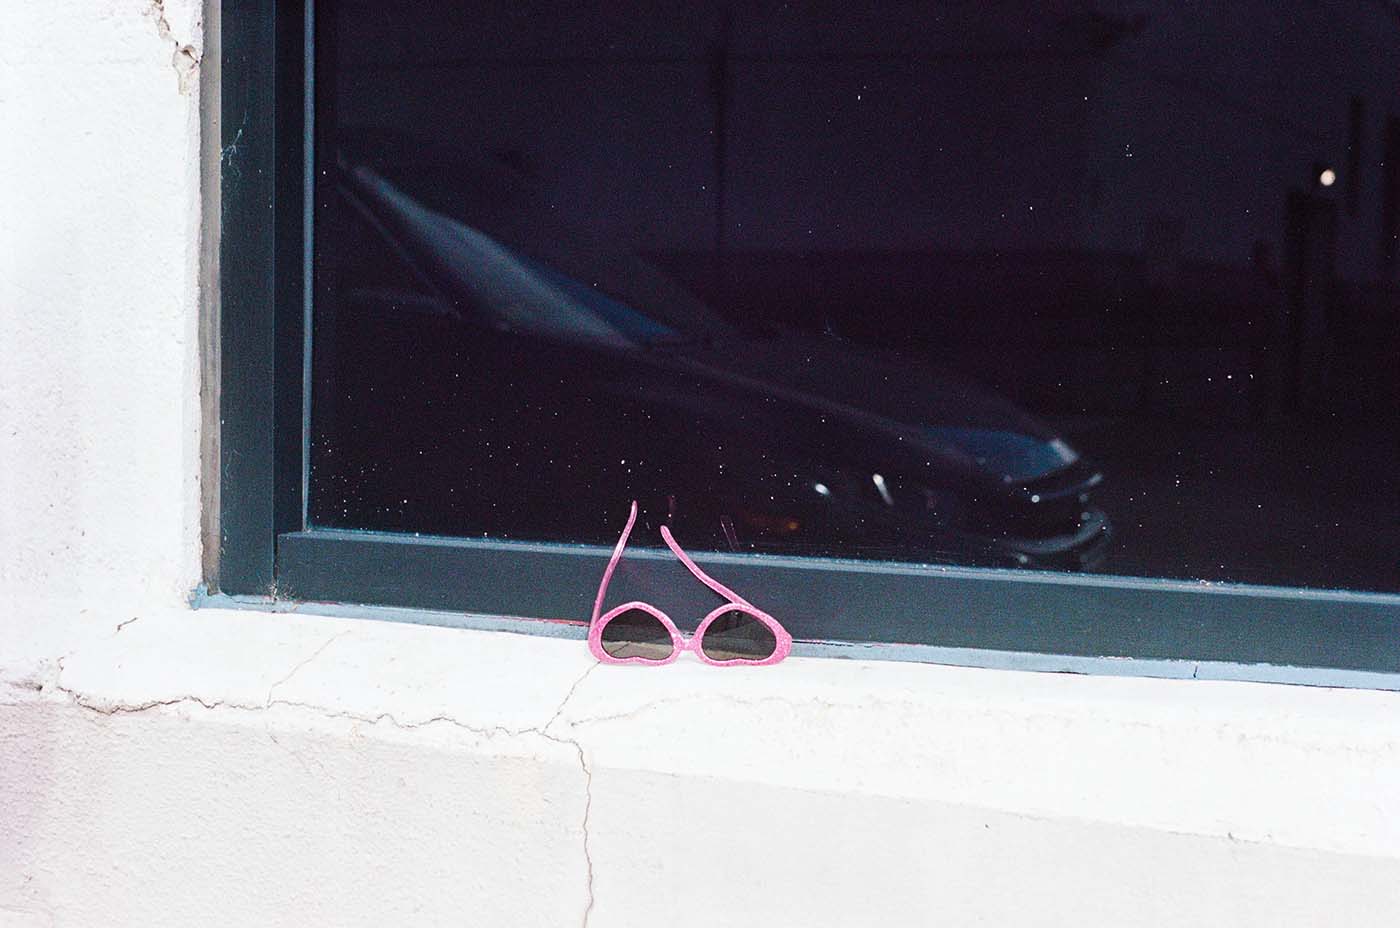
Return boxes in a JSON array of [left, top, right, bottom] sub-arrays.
[[589, 502, 793, 666]]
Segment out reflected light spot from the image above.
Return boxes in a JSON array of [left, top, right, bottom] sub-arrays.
[[872, 473, 895, 506]]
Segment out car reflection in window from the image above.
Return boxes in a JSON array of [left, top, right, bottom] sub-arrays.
[[328, 157, 1112, 572]]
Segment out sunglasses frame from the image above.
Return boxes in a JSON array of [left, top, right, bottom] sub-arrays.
[[589, 502, 793, 666]]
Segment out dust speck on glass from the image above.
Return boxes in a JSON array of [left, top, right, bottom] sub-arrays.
[[310, 2, 1400, 595]]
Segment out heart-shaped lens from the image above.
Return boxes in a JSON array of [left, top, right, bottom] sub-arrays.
[[700, 609, 779, 662], [600, 608, 676, 660]]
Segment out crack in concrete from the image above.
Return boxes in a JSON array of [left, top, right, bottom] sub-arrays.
[[0, 664, 53, 695], [262, 699, 545, 740], [145, 0, 201, 94], [555, 696, 694, 730], [578, 745, 596, 928], [544, 663, 599, 733], [55, 687, 232, 715], [540, 663, 601, 928], [555, 692, 822, 731], [541, 735, 596, 928], [264, 631, 350, 707]]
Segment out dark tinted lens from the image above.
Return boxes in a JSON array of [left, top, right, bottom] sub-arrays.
[[700, 610, 779, 662], [601, 609, 675, 660]]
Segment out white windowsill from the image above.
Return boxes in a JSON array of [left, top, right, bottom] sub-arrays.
[[6, 593, 1399, 857], [6, 594, 1400, 924]]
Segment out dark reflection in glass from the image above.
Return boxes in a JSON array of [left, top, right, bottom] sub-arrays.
[[311, 2, 1400, 593], [700, 611, 779, 662], [601, 609, 676, 661]]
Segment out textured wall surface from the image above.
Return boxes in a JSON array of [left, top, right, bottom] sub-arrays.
[[3, 4, 1400, 927], [0, 0, 204, 609]]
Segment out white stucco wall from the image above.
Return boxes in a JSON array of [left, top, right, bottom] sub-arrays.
[[0, 0, 204, 611], [3, 4, 1400, 927]]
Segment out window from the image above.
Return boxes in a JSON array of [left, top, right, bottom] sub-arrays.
[[220, 1, 1400, 684]]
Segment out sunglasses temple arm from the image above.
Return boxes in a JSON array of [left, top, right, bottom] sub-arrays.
[[659, 525, 755, 609], [593, 501, 639, 626]]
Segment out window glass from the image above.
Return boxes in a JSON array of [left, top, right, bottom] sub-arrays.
[[311, 1, 1400, 593]]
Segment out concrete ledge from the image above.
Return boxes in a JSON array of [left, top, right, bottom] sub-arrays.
[[4, 599, 1400, 925]]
